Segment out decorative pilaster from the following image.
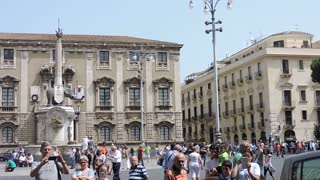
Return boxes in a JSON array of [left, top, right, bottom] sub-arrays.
[[146, 113, 154, 140], [175, 112, 184, 142], [19, 113, 29, 144], [116, 113, 125, 141], [86, 113, 94, 137]]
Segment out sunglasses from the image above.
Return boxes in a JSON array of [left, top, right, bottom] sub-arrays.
[[80, 161, 87, 164]]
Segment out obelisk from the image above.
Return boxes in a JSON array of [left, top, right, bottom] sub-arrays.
[[54, 27, 64, 104]]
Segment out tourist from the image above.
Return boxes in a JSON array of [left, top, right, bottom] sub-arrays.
[[100, 142, 108, 155], [137, 145, 145, 166], [72, 156, 94, 180], [253, 143, 265, 180], [109, 145, 122, 180], [82, 136, 89, 153], [75, 148, 81, 165], [200, 142, 208, 166], [30, 141, 69, 179], [85, 148, 93, 168], [165, 153, 188, 180], [219, 160, 232, 180], [231, 149, 260, 180], [19, 153, 27, 167], [69, 147, 76, 169], [5, 159, 16, 172], [205, 145, 219, 179], [217, 144, 229, 174], [95, 159, 109, 180], [263, 148, 275, 180], [187, 146, 203, 180], [121, 145, 130, 170], [163, 144, 182, 174], [145, 144, 151, 163], [26, 153, 34, 167], [129, 156, 148, 180]]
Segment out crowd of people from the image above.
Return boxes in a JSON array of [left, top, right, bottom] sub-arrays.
[[3, 137, 319, 179]]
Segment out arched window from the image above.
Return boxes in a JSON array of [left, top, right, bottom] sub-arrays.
[[242, 133, 247, 140], [160, 126, 169, 140], [100, 126, 111, 142], [2, 127, 13, 143], [131, 126, 140, 141]]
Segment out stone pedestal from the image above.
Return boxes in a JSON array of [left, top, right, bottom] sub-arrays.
[[35, 106, 76, 145]]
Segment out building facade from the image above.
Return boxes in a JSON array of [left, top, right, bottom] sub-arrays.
[[0, 32, 184, 147], [182, 31, 320, 145]]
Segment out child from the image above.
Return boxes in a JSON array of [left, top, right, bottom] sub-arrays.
[[219, 160, 232, 180]]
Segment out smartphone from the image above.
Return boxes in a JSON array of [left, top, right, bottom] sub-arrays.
[[241, 157, 249, 168], [48, 156, 57, 160]]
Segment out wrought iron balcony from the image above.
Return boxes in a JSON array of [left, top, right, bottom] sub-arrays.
[[222, 84, 228, 92], [236, 78, 244, 86], [239, 124, 246, 131], [255, 103, 264, 112], [280, 69, 292, 78], [222, 111, 230, 118], [245, 75, 253, 83], [282, 100, 295, 110], [254, 71, 263, 80], [246, 105, 255, 114]]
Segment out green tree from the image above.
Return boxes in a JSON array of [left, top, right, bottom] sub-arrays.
[[311, 58, 320, 83], [314, 124, 320, 140]]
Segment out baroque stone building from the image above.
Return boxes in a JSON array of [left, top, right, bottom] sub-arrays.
[[182, 31, 320, 144], [0, 32, 184, 147]]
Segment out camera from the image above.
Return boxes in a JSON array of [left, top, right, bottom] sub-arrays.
[[48, 156, 57, 160]]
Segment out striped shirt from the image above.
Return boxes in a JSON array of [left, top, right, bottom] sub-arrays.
[[129, 164, 148, 180]]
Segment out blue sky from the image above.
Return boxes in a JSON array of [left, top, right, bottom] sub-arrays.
[[1, 0, 319, 81]]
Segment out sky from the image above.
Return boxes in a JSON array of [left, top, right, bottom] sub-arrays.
[[1, 0, 319, 82]]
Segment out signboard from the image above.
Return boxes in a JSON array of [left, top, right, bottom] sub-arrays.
[[54, 85, 64, 103]]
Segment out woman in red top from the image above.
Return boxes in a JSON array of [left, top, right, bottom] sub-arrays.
[[275, 143, 281, 158]]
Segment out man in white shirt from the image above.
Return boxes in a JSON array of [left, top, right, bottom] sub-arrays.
[[110, 146, 121, 180]]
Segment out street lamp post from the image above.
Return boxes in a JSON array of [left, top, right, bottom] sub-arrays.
[[132, 48, 154, 145], [189, 0, 232, 146]]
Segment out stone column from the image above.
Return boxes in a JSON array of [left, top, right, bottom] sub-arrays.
[[86, 113, 94, 138], [146, 113, 154, 141], [20, 51, 29, 112]]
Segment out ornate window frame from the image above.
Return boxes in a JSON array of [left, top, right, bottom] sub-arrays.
[[125, 77, 142, 111], [97, 50, 111, 70], [0, 75, 19, 112], [153, 77, 173, 112], [94, 77, 115, 112], [1, 47, 16, 69], [0, 122, 18, 145], [156, 52, 169, 70]]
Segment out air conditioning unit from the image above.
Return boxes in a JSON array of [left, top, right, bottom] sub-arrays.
[[30, 86, 40, 102]]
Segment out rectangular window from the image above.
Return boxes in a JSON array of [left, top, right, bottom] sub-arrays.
[[182, 110, 185, 121], [302, 110, 307, 120], [2, 87, 14, 107], [302, 40, 309, 48], [273, 40, 284, 47], [208, 98, 212, 117], [282, 59, 289, 74], [129, 88, 140, 106], [240, 70, 243, 80], [194, 106, 197, 120], [188, 108, 191, 121], [99, 88, 111, 106], [208, 83, 211, 89], [284, 90, 292, 106], [241, 98, 244, 112], [200, 104, 204, 118], [158, 88, 169, 106], [300, 90, 306, 102], [3, 48, 14, 66], [248, 66, 252, 78], [316, 91, 320, 107], [193, 89, 196, 98], [99, 51, 110, 66], [158, 52, 167, 65], [129, 51, 139, 62], [259, 93, 263, 107], [298, 60, 304, 70], [200, 86, 203, 96], [233, 100, 236, 113]]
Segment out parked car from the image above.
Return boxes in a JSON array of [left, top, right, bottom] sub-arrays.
[[0, 149, 12, 161], [281, 151, 320, 180]]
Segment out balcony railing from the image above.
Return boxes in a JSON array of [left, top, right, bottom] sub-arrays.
[[282, 100, 295, 110], [247, 123, 255, 131], [245, 75, 253, 83], [0, 106, 17, 112], [239, 124, 246, 131], [236, 78, 244, 86], [246, 105, 254, 114], [255, 103, 264, 112], [237, 108, 245, 115], [222, 111, 230, 118], [230, 110, 237, 117], [284, 120, 295, 129], [229, 81, 236, 89], [222, 84, 228, 92], [280, 69, 292, 78], [254, 71, 262, 80], [258, 122, 265, 130], [231, 126, 238, 132]]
